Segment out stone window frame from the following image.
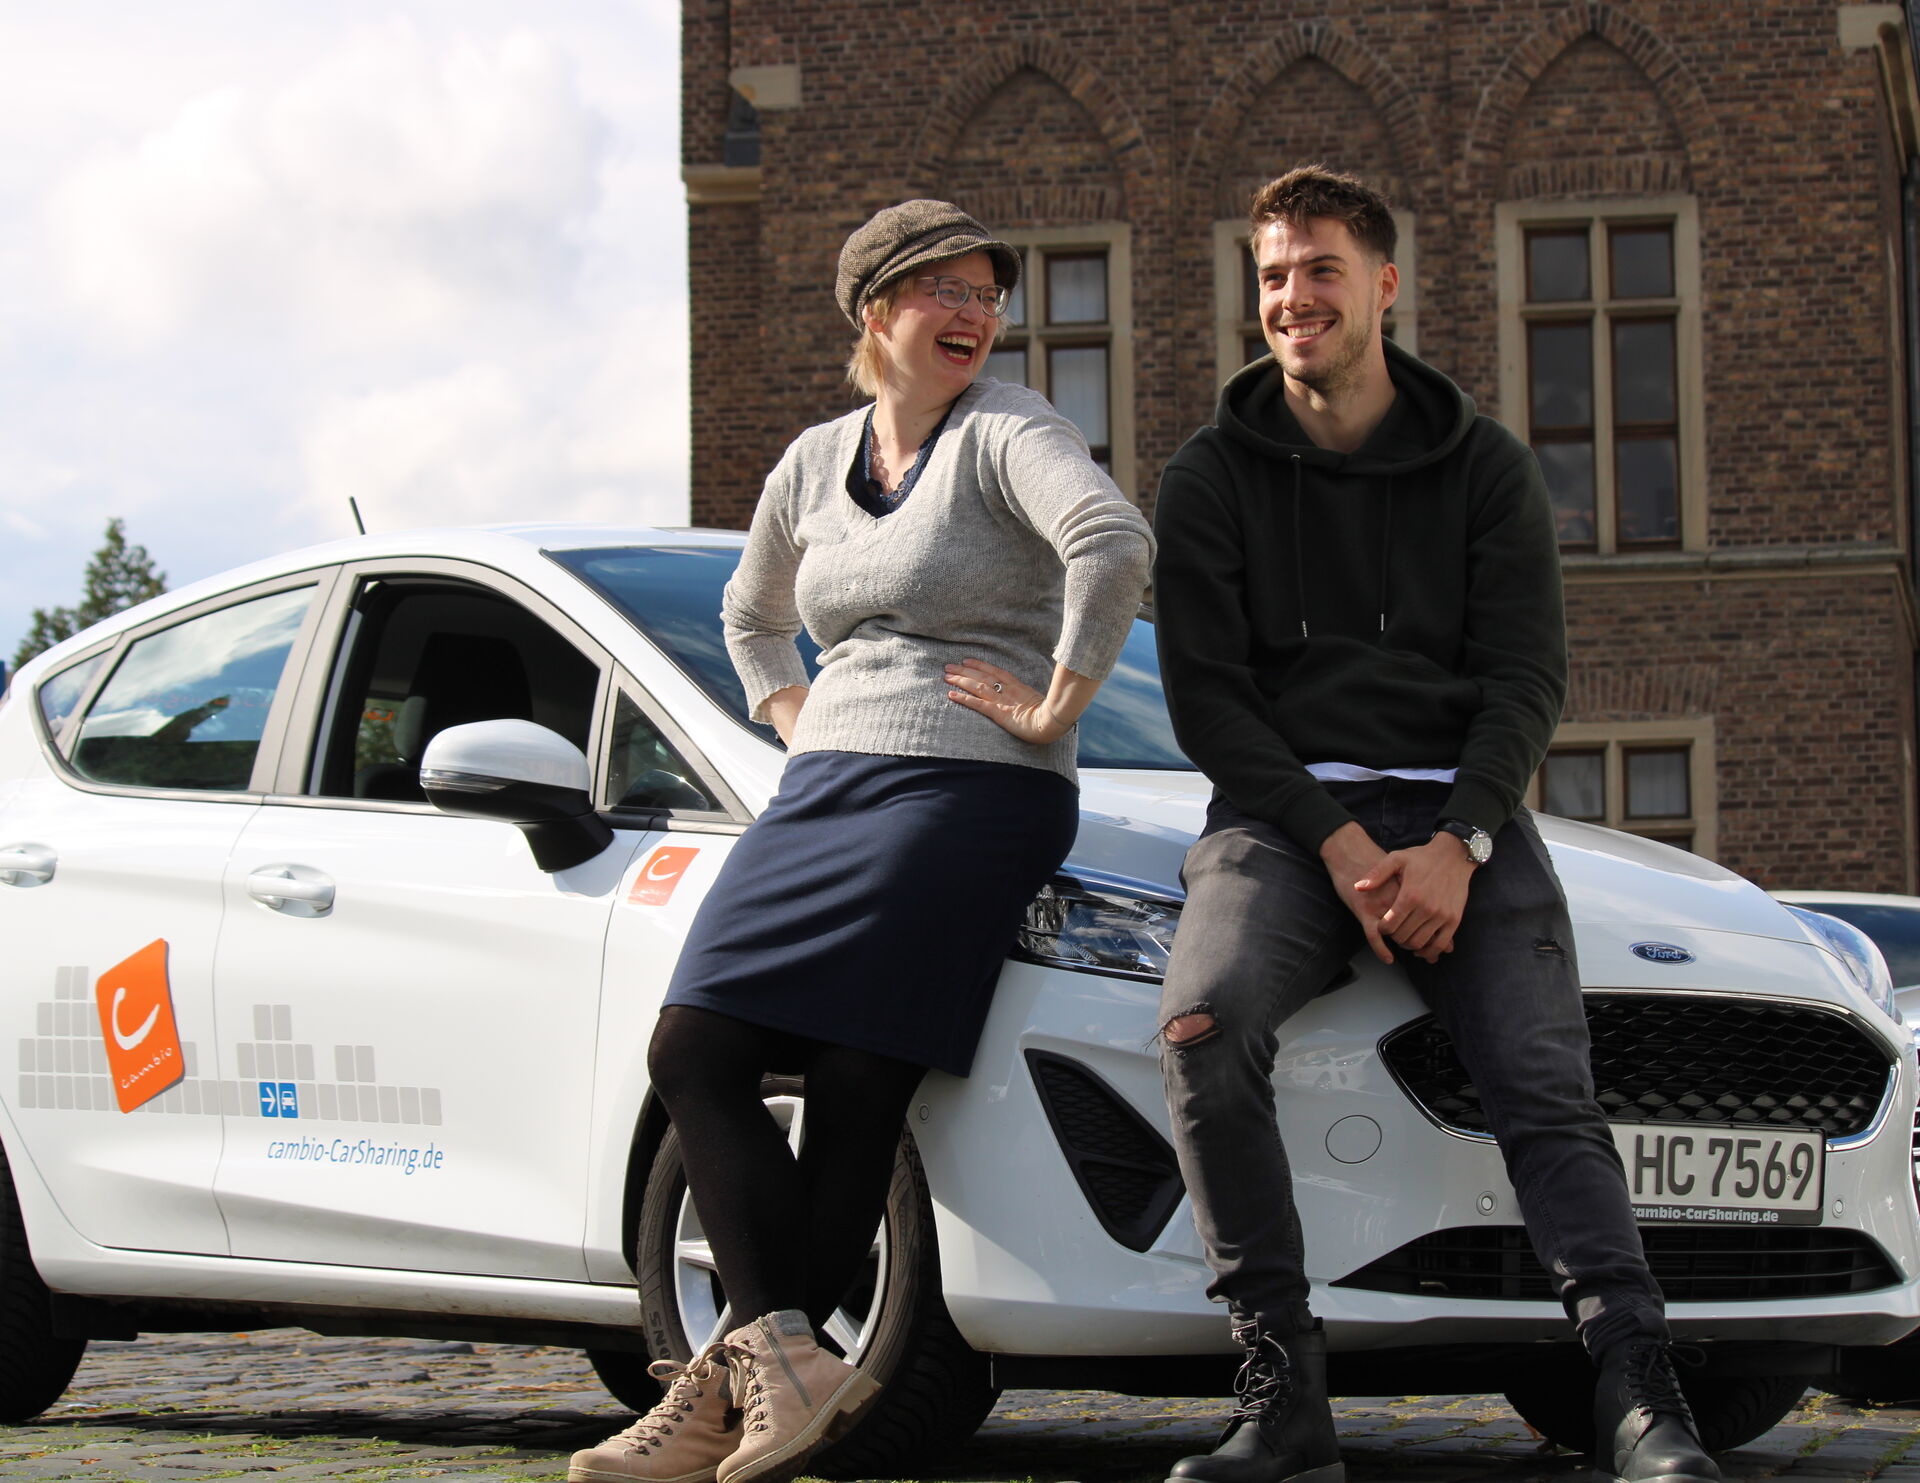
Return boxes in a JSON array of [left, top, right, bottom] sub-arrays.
[[1211, 211, 1419, 386], [985, 223, 1138, 499], [1527, 717, 1717, 858], [1495, 195, 1706, 555]]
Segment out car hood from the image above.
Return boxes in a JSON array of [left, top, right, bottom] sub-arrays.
[[1075, 769, 1801, 942]]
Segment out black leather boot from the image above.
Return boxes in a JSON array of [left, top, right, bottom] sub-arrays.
[[1165, 1319, 1344, 1483], [1593, 1339, 1722, 1483]]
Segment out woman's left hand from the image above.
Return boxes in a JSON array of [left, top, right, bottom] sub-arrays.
[[943, 658, 1071, 745]]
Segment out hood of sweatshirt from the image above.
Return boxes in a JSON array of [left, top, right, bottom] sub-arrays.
[[1215, 336, 1476, 473]]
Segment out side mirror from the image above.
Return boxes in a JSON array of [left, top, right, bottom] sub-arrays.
[[420, 719, 615, 872]]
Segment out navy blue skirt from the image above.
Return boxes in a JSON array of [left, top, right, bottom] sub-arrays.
[[662, 751, 1079, 1076]]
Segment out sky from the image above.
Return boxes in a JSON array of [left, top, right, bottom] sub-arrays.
[[0, 1, 690, 665]]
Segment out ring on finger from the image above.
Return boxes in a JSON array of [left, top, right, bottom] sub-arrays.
[[991, 682, 1003, 693]]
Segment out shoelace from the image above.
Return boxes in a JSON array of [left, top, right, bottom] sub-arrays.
[[1621, 1340, 1702, 1420], [609, 1348, 724, 1455], [1229, 1332, 1297, 1420], [722, 1340, 772, 1434]]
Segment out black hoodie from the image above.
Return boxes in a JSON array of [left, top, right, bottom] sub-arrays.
[[1152, 338, 1566, 851]]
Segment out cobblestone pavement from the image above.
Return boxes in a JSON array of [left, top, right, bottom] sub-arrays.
[[0, 1331, 1916, 1482]]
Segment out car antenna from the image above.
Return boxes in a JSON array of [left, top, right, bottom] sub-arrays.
[[348, 497, 367, 535]]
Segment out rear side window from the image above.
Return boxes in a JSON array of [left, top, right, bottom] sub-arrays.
[[70, 587, 314, 792], [36, 653, 108, 740]]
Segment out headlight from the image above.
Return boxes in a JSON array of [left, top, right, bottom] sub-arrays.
[[1016, 870, 1182, 981], [1785, 905, 1898, 1017]]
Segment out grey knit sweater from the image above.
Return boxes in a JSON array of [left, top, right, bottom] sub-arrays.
[[723, 378, 1155, 781]]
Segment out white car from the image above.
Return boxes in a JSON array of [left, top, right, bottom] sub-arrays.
[[1, 524, 1915, 1465]]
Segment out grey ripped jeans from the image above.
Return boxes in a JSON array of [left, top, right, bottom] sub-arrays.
[[1158, 779, 1667, 1358]]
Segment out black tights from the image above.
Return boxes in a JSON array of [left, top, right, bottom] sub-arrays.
[[646, 1005, 927, 1331]]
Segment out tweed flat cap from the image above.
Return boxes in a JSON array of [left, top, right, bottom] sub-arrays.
[[835, 200, 1021, 328]]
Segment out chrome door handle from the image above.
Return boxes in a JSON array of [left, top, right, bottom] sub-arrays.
[[245, 866, 335, 916], [0, 844, 55, 887]]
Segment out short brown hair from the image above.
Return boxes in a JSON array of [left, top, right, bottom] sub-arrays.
[[1248, 165, 1396, 263]]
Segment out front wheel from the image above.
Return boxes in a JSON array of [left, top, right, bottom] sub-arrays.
[[1505, 1367, 1808, 1454], [630, 1077, 999, 1476]]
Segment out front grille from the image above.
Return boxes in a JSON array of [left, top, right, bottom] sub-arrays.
[[1027, 1051, 1184, 1252], [1334, 1225, 1898, 1301], [1382, 994, 1893, 1140]]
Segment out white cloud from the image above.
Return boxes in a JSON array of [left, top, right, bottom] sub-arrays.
[[0, 5, 690, 663], [48, 21, 606, 348], [302, 345, 687, 534]]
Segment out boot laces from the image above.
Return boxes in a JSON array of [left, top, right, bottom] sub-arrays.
[[606, 1347, 724, 1455], [722, 1340, 773, 1434], [1622, 1339, 1701, 1421], [1229, 1330, 1297, 1420]]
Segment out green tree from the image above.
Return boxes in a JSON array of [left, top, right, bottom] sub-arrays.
[[12, 518, 168, 670]]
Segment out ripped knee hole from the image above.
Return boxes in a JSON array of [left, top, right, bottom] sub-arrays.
[[1162, 1011, 1221, 1048]]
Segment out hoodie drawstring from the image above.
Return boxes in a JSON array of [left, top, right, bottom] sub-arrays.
[[1291, 456, 1393, 643], [1378, 475, 1393, 636], [1292, 455, 1308, 638]]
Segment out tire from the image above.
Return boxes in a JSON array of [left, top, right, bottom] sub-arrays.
[[0, 1144, 85, 1422], [631, 1076, 999, 1477], [1505, 1368, 1808, 1455], [585, 1347, 661, 1412]]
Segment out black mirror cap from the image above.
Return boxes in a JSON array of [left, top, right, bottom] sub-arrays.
[[523, 813, 617, 872], [421, 772, 615, 872]]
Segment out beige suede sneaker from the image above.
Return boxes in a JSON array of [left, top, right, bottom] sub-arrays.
[[713, 1310, 881, 1483], [568, 1345, 738, 1483]]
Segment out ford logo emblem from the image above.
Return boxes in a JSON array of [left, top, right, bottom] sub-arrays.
[[1631, 942, 1695, 965]]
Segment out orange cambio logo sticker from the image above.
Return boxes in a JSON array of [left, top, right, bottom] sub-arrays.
[[629, 846, 700, 906], [96, 940, 185, 1113]]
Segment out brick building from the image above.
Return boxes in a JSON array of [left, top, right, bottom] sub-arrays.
[[680, 0, 1920, 890]]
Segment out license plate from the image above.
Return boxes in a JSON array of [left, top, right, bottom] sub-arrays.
[[1612, 1125, 1825, 1226]]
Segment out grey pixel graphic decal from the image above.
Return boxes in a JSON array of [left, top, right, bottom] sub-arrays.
[[19, 970, 442, 1127]]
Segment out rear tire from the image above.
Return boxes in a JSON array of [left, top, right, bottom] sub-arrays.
[[631, 1077, 999, 1476], [1505, 1368, 1807, 1454], [0, 1144, 85, 1422]]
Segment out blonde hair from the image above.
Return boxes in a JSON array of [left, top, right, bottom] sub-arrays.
[[845, 277, 909, 397]]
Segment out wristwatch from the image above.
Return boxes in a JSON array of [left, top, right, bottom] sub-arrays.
[[1433, 818, 1493, 866]]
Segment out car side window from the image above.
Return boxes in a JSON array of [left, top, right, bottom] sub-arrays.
[[606, 691, 721, 814], [36, 652, 108, 744], [313, 578, 602, 802], [69, 587, 315, 792]]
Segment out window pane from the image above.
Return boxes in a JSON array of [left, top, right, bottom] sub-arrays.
[[1617, 438, 1679, 544], [1625, 748, 1689, 818], [608, 692, 718, 813], [1242, 247, 1260, 320], [1526, 230, 1589, 302], [1536, 442, 1597, 545], [1048, 253, 1107, 324], [1610, 225, 1674, 298], [984, 346, 1027, 385], [1542, 751, 1604, 819], [72, 587, 312, 791], [1613, 319, 1676, 424], [1528, 321, 1592, 429], [1048, 344, 1110, 448], [1244, 334, 1270, 366], [37, 652, 106, 738]]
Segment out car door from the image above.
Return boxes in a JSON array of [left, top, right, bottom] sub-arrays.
[[0, 576, 329, 1254], [210, 561, 650, 1280]]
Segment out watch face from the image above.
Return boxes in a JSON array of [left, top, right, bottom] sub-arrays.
[[1466, 830, 1492, 865]]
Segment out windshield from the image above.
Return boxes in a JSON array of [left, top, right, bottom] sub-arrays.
[[1791, 901, 1920, 988], [548, 545, 1194, 770]]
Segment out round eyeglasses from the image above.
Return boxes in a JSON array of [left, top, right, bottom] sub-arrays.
[[917, 275, 1012, 317]]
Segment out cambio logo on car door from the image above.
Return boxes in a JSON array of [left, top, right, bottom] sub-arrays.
[[95, 939, 185, 1112]]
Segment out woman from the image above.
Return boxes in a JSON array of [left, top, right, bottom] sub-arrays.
[[569, 200, 1153, 1483]]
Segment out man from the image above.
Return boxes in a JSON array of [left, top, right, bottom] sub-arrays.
[[1150, 165, 1718, 1483]]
